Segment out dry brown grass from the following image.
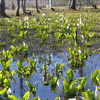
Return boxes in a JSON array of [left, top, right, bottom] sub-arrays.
[[4, 6, 100, 18], [4, 6, 78, 17]]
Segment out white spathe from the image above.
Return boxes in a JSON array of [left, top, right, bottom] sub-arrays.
[[95, 86, 100, 100], [7, 88, 12, 95]]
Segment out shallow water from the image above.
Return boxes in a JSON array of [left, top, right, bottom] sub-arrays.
[[6, 52, 100, 100]]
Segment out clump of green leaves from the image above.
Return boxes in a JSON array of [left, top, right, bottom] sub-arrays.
[[68, 46, 88, 69], [62, 69, 87, 98], [91, 69, 100, 85]]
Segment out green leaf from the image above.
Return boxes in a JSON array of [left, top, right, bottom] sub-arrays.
[[28, 58, 36, 68], [62, 77, 70, 93], [26, 81, 33, 91], [0, 60, 6, 68], [56, 63, 61, 70], [80, 77, 87, 88], [98, 97, 100, 100], [51, 85, 57, 93], [55, 63, 64, 73], [66, 69, 74, 82], [0, 88, 7, 95], [23, 91, 30, 100], [8, 95, 18, 100], [32, 53, 36, 59], [32, 97, 40, 100], [6, 59, 13, 68], [43, 82, 50, 86], [4, 78, 10, 88], [10, 45, 16, 51], [97, 87, 100, 90], [54, 97, 61, 100], [31, 61, 36, 68], [60, 63, 64, 69], [4, 71, 11, 77], [69, 84, 75, 93], [91, 69, 100, 80], [96, 77, 100, 85], [0, 74, 3, 82], [32, 84, 36, 91], [82, 89, 95, 100], [76, 84, 81, 90], [17, 61, 23, 70], [51, 77, 58, 85], [12, 69, 16, 76], [82, 90, 90, 99], [91, 69, 100, 85]]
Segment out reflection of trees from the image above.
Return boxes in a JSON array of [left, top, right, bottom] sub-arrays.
[[79, 68, 83, 77], [20, 77, 24, 98]]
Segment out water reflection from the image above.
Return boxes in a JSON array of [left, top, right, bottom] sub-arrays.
[[19, 77, 24, 98], [79, 68, 83, 77], [0, 52, 100, 100]]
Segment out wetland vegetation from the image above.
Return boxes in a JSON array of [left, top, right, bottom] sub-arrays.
[[0, 7, 100, 100]]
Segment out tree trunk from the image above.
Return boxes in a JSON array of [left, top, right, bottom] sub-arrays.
[[12, 2, 15, 10], [50, 0, 55, 11], [16, 0, 20, 16], [92, 3, 97, 9], [71, 0, 76, 10], [51, 0, 52, 7], [79, 1, 82, 9], [21, 0, 26, 13], [36, 0, 40, 13], [0, 0, 8, 17], [16, 0, 31, 16], [68, 0, 72, 7], [49, 0, 52, 8]]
